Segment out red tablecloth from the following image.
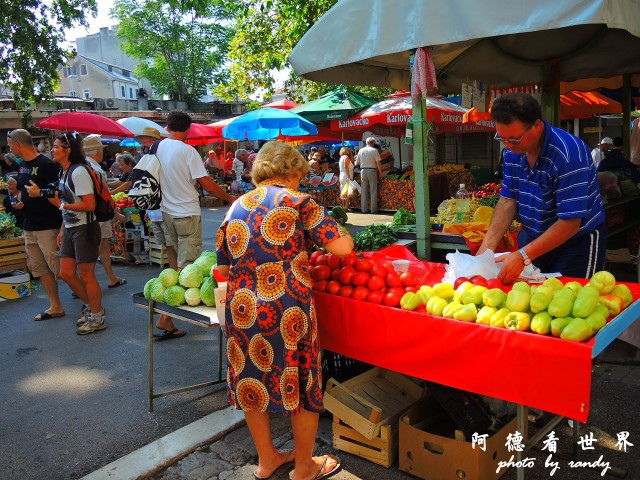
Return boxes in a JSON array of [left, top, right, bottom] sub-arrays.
[[315, 246, 640, 422]]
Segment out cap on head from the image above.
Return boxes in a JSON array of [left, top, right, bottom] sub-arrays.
[[601, 137, 613, 145], [312, 152, 322, 160], [82, 134, 105, 154], [134, 127, 162, 142]]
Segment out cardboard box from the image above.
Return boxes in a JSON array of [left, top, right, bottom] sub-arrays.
[[323, 367, 425, 440], [125, 229, 143, 254], [0, 237, 28, 272], [0, 270, 31, 301], [399, 397, 523, 480]]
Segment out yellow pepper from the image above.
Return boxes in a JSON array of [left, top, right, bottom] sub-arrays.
[[442, 301, 463, 319], [542, 277, 564, 292], [531, 312, 552, 335], [453, 281, 474, 303], [426, 296, 448, 317], [585, 311, 606, 333], [598, 295, 623, 317], [432, 282, 455, 301], [504, 312, 531, 332], [476, 305, 497, 325], [550, 317, 573, 337], [453, 303, 478, 322], [505, 288, 530, 312], [564, 281, 583, 295], [548, 288, 576, 318], [529, 285, 554, 313], [461, 285, 488, 305], [400, 292, 422, 311], [588, 271, 616, 295], [560, 318, 594, 342], [417, 285, 434, 305], [511, 281, 531, 294], [571, 285, 600, 318], [489, 307, 511, 328], [482, 288, 506, 308], [611, 284, 633, 309]]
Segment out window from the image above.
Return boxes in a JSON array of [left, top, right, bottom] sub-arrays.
[[122, 70, 130, 78], [82, 88, 91, 99], [80, 64, 88, 75], [121, 85, 126, 98], [129, 87, 134, 99], [69, 90, 77, 98]]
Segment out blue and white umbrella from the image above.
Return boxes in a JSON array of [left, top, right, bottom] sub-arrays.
[[120, 138, 141, 147], [222, 108, 318, 141]]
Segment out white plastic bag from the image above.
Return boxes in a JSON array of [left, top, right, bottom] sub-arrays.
[[442, 249, 501, 284]]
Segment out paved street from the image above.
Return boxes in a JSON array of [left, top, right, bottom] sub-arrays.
[[2, 203, 639, 480]]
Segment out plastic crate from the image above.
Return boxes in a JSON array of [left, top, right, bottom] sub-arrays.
[[321, 350, 373, 388]]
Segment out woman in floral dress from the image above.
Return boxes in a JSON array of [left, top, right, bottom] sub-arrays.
[[216, 141, 353, 480]]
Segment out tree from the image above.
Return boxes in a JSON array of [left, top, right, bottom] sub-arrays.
[[111, 0, 232, 105], [1, 0, 97, 123], [213, 0, 391, 104]]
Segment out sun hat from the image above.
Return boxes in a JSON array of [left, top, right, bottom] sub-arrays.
[[82, 134, 106, 153], [134, 127, 162, 142], [601, 137, 613, 145], [312, 152, 322, 160]]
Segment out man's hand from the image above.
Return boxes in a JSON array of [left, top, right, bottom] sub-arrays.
[[25, 180, 41, 198], [496, 251, 525, 284]]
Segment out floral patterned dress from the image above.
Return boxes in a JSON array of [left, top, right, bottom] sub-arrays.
[[216, 179, 348, 416]]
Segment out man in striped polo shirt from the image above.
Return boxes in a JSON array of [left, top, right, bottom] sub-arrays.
[[478, 92, 606, 283]]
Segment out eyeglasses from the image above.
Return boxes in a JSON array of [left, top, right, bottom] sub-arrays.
[[7, 130, 13, 139], [494, 123, 535, 145], [62, 131, 78, 147]]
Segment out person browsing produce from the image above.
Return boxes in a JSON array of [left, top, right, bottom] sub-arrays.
[[216, 141, 353, 480], [477, 92, 606, 283]]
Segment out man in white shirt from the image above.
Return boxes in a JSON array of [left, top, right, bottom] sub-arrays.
[[82, 135, 127, 291], [591, 137, 613, 168], [355, 136, 383, 213], [153, 110, 236, 340]]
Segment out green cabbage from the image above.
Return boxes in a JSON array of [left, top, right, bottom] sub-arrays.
[[193, 253, 217, 278], [200, 277, 218, 307], [158, 268, 179, 288], [184, 287, 202, 306], [163, 285, 186, 306], [150, 280, 166, 303], [179, 264, 203, 288], [143, 277, 158, 299]]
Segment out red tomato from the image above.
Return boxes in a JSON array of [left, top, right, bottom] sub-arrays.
[[313, 280, 328, 293], [331, 269, 342, 282], [399, 271, 417, 287], [367, 275, 386, 291], [367, 290, 385, 304], [453, 276, 470, 289], [470, 275, 488, 287], [326, 280, 342, 295], [383, 291, 402, 307], [326, 253, 342, 270], [387, 286, 406, 297], [351, 286, 370, 301], [371, 262, 388, 278], [385, 271, 402, 288], [339, 285, 354, 298], [414, 304, 427, 313], [355, 258, 374, 272], [352, 271, 371, 287], [487, 278, 504, 289], [311, 265, 331, 281], [404, 286, 418, 293], [381, 260, 396, 273], [339, 266, 357, 285], [341, 255, 357, 268], [309, 251, 323, 266], [315, 254, 328, 266]]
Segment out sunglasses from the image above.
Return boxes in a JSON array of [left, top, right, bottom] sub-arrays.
[[494, 123, 534, 145]]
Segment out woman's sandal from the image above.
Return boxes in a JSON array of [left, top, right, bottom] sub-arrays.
[[254, 449, 295, 480], [289, 454, 341, 480]]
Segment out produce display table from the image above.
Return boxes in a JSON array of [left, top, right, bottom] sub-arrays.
[[312, 171, 475, 212], [132, 293, 225, 412]]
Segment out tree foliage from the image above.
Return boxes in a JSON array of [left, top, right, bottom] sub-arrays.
[[1, 0, 97, 120], [213, 0, 392, 103], [111, 0, 232, 105]]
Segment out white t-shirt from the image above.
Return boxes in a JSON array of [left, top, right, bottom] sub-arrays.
[[591, 147, 605, 168], [156, 138, 208, 217], [60, 164, 95, 227]]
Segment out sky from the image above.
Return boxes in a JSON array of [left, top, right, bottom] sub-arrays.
[[63, 4, 117, 43]]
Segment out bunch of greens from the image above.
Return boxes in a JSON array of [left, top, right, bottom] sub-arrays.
[[392, 208, 416, 226], [0, 212, 20, 239], [354, 223, 398, 251], [478, 194, 500, 208]]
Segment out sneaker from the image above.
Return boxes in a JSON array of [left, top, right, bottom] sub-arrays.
[[77, 311, 107, 335], [77, 307, 106, 326]]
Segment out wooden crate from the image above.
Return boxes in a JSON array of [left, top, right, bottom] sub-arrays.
[[200, 195, 226, 208], [148, 234, 169, 267], [333, 417, 397, 468], [323, 367, 425, 440], [0, 237, 28, 273]]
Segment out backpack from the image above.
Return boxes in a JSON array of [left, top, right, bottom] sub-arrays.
[[128, 140, 163, 210], [67, 163, 115, 222]]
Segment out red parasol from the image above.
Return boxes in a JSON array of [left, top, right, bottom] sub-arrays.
[[185, 123, 221, 146], [260, 99, 299, 110], [36, 112, 134, 137]]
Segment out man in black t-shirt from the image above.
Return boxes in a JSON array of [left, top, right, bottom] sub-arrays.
[[8, 129, 65, 321]]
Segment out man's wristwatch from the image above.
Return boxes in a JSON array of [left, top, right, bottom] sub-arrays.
[[518, 248, 531, 266], [59, 202, 65, 211]]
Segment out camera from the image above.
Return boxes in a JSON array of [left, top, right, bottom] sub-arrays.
[[8, 195, 19, 204], [40, 181, 61, 199]]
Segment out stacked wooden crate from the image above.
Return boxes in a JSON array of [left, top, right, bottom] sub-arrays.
[[0, 237, 28, 272], [148, 233, 169, 267]]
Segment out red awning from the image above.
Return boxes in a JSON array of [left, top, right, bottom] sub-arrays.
[[560, 90, 622, 119]]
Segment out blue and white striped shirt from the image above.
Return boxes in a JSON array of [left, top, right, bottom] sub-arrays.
[[501, 120, 605, 239]]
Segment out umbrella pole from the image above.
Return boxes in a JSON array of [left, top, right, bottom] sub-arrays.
[[411, 52, 432, 260]]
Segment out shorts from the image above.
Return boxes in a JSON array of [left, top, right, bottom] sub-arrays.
[[150, 221, 171, 247], [162, 213, 202, 268], [99, 221, 113, 240], [24, 229, 60, 278], [59, 222, 101, 264]]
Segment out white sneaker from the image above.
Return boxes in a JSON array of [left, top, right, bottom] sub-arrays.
[[77, 310, 107, 335]]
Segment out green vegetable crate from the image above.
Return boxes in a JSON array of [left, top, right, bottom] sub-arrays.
[[0, 237, 28, 273]]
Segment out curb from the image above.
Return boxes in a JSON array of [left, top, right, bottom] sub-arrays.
[[81, 407, 246, 480]]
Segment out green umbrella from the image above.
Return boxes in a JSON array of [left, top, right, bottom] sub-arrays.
[[292, 86, 376, 122]]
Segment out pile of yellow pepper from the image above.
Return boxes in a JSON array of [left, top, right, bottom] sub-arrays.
[[399, 271, 633, 342]]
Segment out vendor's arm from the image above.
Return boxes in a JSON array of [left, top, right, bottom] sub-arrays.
[[197, 175, 237, 203], [217, 265, 230, 277], [325, 235, 354, 258], [477, 197, 517, 255], [109, 181, 131, 195], [497, 217, 581, 284]]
